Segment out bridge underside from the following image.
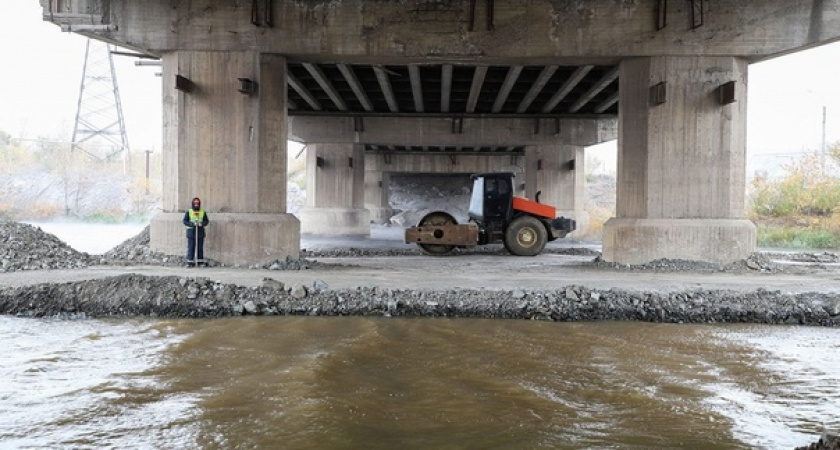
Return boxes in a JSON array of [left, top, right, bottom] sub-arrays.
[[42, 0, 840, 264]]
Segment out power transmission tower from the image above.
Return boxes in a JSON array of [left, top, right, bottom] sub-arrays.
[[72, 39, 130, 161]]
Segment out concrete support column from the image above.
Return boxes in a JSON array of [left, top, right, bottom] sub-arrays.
[[150, 51, 300, 266], [365, 170, 393, 224], [602, 56, 755, 264], [300, 143, 370, 235], [524, 145, 589, 236]]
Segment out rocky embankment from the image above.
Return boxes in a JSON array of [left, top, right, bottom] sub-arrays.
[[2, 273, 840, 327]]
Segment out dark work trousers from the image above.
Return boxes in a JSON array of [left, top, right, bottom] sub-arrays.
[[186, 227, 206, 263]]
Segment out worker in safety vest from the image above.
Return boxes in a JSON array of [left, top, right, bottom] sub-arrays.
[[182, 197, 210, 267]]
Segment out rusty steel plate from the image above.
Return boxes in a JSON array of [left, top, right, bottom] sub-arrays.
[[404, 223, 479, 246]]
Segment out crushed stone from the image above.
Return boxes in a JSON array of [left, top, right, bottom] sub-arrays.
[[2, 275, 840, 328], [0, 221, 94, 272]]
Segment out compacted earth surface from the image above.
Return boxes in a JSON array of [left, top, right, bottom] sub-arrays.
[[2, 220, 840, 448]]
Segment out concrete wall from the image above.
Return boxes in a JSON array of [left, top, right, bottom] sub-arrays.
[[46, 1, 840, 60]]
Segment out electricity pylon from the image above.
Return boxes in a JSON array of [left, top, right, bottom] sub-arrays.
[[71, 39, 130, 161]]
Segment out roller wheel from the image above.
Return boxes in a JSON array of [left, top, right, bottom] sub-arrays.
[[416, 211, 457, 256], [504, 215, 547, 256]]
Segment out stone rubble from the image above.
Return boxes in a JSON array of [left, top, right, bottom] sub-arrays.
[[588, 252, 783, 273], [0, 221, 94, 272], [100, 226, 185, 266], [2, 274, 840, 328]]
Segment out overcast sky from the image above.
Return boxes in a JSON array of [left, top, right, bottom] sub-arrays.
[[1, 3, 839, 166]]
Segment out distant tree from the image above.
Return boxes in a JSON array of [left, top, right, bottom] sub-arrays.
[[0, 130, 10, 147], [750, 152, 840, 217]]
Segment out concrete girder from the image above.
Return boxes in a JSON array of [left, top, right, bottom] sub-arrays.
[[288, 116, 617, 148], [408, 64, 424, 113], [287, 72, 321, 111], [569, 66, 620, 113], [365, 152, 524, 175], [43, 1, 840, 60], [466, 66, 488, 114], [594, 92, 620, 114], [541, 65, 593, 113], [517, 66, 559, 113], [337, 63, 373, 111], [303, 62, 348, 111], [374, 66, 399, 113], [440, 64, 453, 113], [491, 66, 522, 113]]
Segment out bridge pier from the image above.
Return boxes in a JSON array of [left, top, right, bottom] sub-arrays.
[[524, 145, 589, 237], [149, 51, 300, 266], [602, 56, 756, 264], [365, 170, 394, 225], [299, 142, 370, 235]]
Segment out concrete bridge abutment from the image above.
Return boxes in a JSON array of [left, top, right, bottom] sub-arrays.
[[602, 56, 756, 265], [149, 51, 300, 266]]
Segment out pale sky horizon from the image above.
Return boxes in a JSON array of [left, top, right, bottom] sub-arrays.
[[1, 3, 839, 172]]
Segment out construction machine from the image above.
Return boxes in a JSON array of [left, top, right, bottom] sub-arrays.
[[404, 172, 576, 256]]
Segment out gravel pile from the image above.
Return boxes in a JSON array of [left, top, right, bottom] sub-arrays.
[[100, 226, 192, 266], [764, 252, 840, 264], [250, 256, 326, 270], [589, 252, 782, 273], [0, 221, 94, 272], [2, 274, 840, 326]]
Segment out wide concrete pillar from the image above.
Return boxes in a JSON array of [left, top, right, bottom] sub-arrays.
[[150, 51, 299, 266], [602, 56, 755, 264], [524, 145, 589, 236], [365, 170, 393, 224], [300, 143, 370, 235]]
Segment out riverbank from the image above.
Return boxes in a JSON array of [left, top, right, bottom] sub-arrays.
[[3, 273, 840, 326]]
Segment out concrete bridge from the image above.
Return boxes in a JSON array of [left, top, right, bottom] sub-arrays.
[[40, 0, 840, 265]]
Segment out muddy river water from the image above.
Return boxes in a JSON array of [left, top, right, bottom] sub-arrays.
[[1, 316, 838, 449]]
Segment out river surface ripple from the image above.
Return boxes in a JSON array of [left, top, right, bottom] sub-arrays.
[[1, 317, 838, 449]]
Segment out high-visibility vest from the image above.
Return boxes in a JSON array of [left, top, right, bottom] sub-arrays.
[[186, 208, 206, 228]]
